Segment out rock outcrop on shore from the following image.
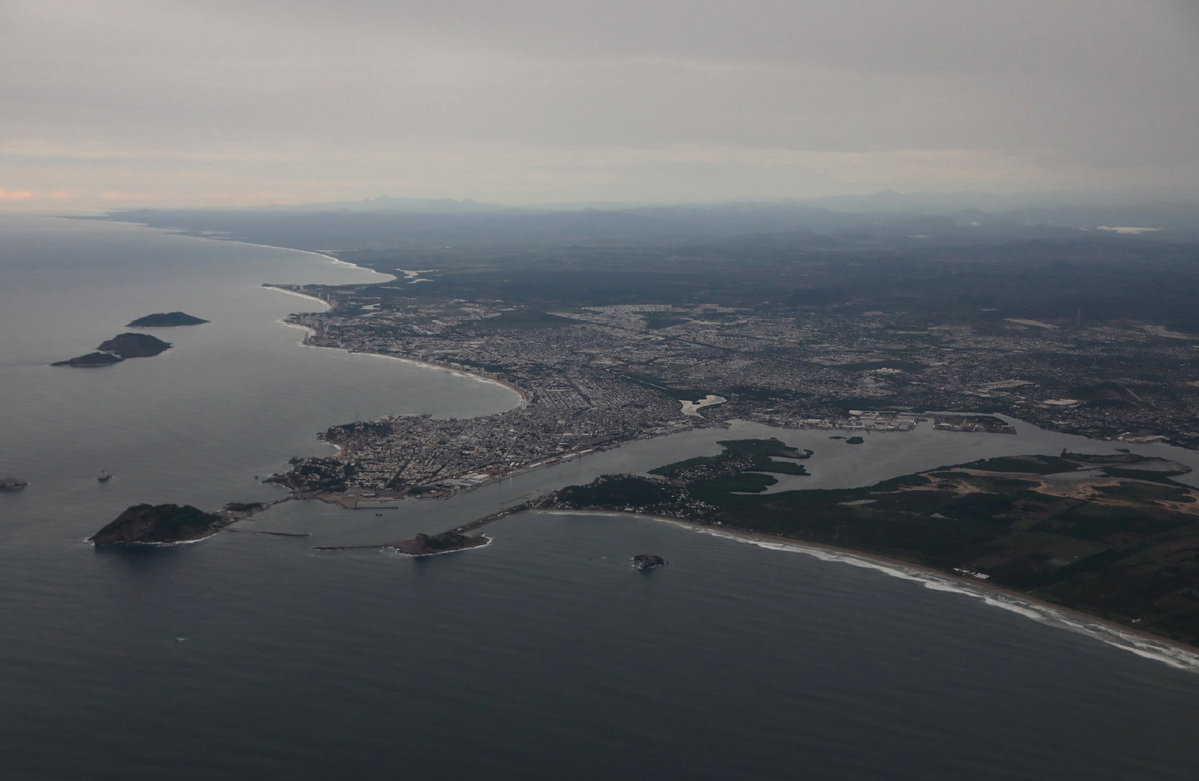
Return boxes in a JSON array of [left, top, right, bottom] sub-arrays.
[[89, 503, 225, 546], [127, 311, 208, 327]]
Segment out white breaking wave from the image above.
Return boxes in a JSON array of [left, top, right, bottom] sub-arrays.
[[568, 511, 1199, 673], [722, 530, 1199, 672]]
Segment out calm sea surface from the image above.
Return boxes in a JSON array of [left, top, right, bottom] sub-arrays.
[[1, 215, 1197, 780]]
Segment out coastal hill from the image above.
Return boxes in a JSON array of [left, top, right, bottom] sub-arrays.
[[312, 529, 489, 556], [392, 530, 488, 556], [90, 504, 223, 546], [89, 501, 266, 546], [127, 311, 208, 327]]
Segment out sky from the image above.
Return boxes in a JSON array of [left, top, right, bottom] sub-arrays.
[[3, 0, 1199, 212]]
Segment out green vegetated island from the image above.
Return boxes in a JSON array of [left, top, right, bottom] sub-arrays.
[[86, 501, 489, 556], [52, 312, 205, 367], [89, 502, 267, 547], [547, 440, 1199, 647]]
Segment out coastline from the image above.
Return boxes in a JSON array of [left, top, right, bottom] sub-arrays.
[[19, 217, 1199, 778], [339, 350, 530, 405], [265, 285, 334, 308], [264, 285, 531, 406], [538, 509, 1199, 672], [247, 247, 533, 403], [227, 240, 398, 285], [82, 217, 397, 286], [144, 228, 1199, 671], [91, 223, 464, 403]]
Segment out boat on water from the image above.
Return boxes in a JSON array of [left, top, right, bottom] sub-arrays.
[[97, 471, 111, 483]]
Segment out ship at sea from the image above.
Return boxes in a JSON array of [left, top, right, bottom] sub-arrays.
[[96, 471, 111, 483]]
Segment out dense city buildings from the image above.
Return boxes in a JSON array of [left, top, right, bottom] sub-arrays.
[[270, 281, 1199, 499]]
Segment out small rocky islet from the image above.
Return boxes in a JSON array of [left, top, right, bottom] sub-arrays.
[[126, 311, 209, 327], [633, 554, 667, 570], [0, 476, 28, 492]]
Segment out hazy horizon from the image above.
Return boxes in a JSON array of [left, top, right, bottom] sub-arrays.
[[5, 1, 1199, 214]]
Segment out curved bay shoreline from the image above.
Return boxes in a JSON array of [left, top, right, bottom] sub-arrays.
[[265, 284, 530, 408], [538, 509, 1199, 671], [162, 233, 1199, 671]]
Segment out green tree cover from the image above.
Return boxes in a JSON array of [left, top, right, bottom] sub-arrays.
[[553, 447, 1199, 646]]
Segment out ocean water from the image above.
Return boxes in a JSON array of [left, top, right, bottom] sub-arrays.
[[1, 216, 1197, 780]]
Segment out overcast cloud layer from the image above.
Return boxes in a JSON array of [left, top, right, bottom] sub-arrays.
[[3, 1, 1198, 211]]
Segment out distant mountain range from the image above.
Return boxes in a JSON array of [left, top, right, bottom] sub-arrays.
[[101, 192, 1199, 246], [252, 196, 513, 214]]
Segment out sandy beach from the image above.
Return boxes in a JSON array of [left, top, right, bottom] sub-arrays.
[[249, 238, 1199, 673], [539, 508, 1199, 672], [266, 284, 531, 406]]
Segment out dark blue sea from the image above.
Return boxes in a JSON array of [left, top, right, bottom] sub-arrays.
[[1, 215, 1197, 780]]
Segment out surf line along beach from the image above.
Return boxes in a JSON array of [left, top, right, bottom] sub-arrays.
[[295, 454, 1199, 675], [263, 281, 531, 407], [179, 238, 1199, 672], [245, 319, 1199, 668], [536, 508, 1199, 672]]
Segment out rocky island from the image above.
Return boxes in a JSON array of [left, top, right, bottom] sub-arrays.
[[51, 351, 124, 368], [89, 501, 265, 546], [390, 530, 489, 556], [633, 554, 667, 570], [97, 333, 172, 358], [127, 311, 208, 327], [53, 333, 172, 368]]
